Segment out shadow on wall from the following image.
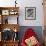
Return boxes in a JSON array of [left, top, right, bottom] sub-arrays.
[[18, 26, 43, 44]]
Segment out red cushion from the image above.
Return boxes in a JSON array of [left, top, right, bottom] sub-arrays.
[[21, 28, 41, 46]]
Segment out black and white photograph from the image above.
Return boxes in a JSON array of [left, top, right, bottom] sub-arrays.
[[25, 7, 36, 20]]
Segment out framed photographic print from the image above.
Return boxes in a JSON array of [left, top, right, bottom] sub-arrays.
[[2, 10, 9, 15], [25, 7, 36, 20]]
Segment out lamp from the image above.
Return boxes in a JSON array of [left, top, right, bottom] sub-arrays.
[[14, 28, 17, 32], [13, 28, 19, 41]]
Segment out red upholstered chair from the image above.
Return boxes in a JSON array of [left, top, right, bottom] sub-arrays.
[[21, 28, 41, 46]]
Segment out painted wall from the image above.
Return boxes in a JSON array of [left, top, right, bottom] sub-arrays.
[[0, 0, 44, 26], [18, 0, 44, 26]]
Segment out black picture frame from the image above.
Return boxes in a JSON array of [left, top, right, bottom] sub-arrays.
[[25, 7, 36, 20]]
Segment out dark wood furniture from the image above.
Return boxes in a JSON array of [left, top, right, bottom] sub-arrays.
[[0, 7, 19, 46]]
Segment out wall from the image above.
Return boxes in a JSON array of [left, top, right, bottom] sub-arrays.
[[0, 0, 44, 44], [18, 0, 44, 26], [0, 0, 44, 26]]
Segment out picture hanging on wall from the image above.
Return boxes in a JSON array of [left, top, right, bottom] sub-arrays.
[[25, 7, 36, 20]]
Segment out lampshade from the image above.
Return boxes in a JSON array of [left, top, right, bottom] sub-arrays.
[[13, 28, 17, 32]]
